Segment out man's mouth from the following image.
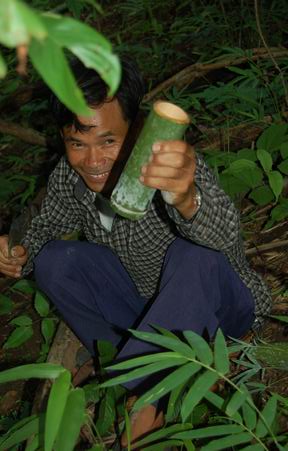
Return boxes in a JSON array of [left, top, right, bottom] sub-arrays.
[[84, 170, 110, 181]]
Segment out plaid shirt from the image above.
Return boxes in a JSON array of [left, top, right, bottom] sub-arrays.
[[22, 154, 271, 326]]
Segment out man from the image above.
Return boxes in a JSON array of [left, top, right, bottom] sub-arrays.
[[0, 58, 271, 444]]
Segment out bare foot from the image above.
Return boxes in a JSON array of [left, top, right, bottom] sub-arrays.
[[121, 403, 164, 449]]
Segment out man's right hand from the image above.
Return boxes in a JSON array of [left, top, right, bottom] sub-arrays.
[[0, 235, 28, 278]]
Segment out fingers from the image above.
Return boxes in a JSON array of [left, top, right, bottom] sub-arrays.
[[140, 140, 196, 192], [0, 236, 28, 278]]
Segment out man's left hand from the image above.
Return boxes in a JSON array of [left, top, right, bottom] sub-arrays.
[[140, 140, 198, 219]]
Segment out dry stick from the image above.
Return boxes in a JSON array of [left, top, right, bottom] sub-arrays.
[[254, 0, 288, 108], [1, 48, 287, 147], [143, 48, 288, 102], [246, 239, 288, 256]]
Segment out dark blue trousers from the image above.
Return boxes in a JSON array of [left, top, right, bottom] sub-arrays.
[[34, 239, 255, 365]]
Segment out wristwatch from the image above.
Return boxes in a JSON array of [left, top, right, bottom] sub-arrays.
[[193, 188, 202, 214]]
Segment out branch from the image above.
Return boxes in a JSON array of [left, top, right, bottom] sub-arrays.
[[245, 240, 288, 256], [0, 120, 46, 147], [143, 47, 288, 102], [194, 111, 288, 152]]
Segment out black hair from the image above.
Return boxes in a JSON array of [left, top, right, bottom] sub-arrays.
[[50, 56, 145, 131]]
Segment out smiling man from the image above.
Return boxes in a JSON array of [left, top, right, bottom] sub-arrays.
[[0, 57, 271, 446]]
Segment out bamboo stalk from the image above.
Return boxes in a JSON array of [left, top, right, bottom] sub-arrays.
[[110, 101, 190, 220]]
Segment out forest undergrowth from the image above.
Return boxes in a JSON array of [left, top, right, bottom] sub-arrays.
[[0, 0, 287, 449]]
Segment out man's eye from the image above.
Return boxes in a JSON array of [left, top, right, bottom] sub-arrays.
[[71, 142, 83, 149], [104, 139, 115, 145]]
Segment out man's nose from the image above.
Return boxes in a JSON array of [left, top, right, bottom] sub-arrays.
[[85, 147, 106, 167]]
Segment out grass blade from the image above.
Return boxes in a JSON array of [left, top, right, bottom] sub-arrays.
[[0, 363, 66, 383], [129, 329, 195, 358], [54, 388, 86, 451], [132, 423, 192, 448], [106, 351, 185, 370], [0, 416, 39, 450], [181, 370, 219, 421], [102, 358, 187, 387], [201, 432, 252, 450], [172, 424, 244, 440], [255, 395, 278, 438], [225, 385, 248, 417], [133, 362, 201, 410], [45, 370, 71, 451], [214, 329, 229, 374], [183, 330, 213, 365]]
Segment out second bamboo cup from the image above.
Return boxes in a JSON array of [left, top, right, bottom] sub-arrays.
[[110, 101, 190, 220]]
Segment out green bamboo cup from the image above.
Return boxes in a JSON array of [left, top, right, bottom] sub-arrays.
[[110, 100, 190, 220]]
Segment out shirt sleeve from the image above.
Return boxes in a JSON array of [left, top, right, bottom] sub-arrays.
[[165, 153, 241, 251], [21, 161, 82, 275]]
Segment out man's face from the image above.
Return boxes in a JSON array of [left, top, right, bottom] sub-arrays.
[[63, 99, 130, 195]]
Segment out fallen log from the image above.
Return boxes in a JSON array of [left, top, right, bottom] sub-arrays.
[[0, 119, 46, 147]]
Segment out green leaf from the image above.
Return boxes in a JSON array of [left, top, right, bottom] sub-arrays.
[[256, 124, 288, 152], [181, 370, 219, 421], [0, 52, 7, 78], [0, 415, 39, 450], [219, 173, 250, 197], [133, 362, 201, 410], [172, 424, 244, 440], [24, 433, 39, 451], [0, 0, 47, 47], [10, 314, 32, 326], [133, 423, 192, 448], [256, 149, 273, 174], [54, 388, 86, 451], [236, 149, 257, 162], [183, 440, 195, 451], [102, 357, 188, 388], [183, 330, 213, 365], [242, 399, 257, 430], [34, 290, 50, 317], [254, 342, 288, 369], [204, 391, 225, 410], [41, 318, 56, 344], [201, 432, 252, 450], [95, 388, 116, 436], [225, 386, 248, 417], [280, 142, 288, 159], [97, 339, 117, 368], [238, 445, 264, 451], [0, 294, 14, 314], [214, 329, 229, 375], [255, 395, 278, 438], [224, 159, 263, 189], [129, 329, 195, 359], [106, 351, 186, 370], [0, 363, 66, 383], [270, 315, 288, 324], [41, 15, 120, 95], [45, 370, 71, 451], [141, 440, 185, 451], [11, 279, 36, 294], [123, 408, 131, 450], [249, 185, 274, 206], [29, 35, 91, 116], [3, 325, 33, 349], [270, 198, 288, 222], [166, 384, 185, 422], [278, 158, 288, 175], [268, 170, 284, 200]]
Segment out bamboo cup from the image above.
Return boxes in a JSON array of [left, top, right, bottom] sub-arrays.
[[110, 101, 190, 220]]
